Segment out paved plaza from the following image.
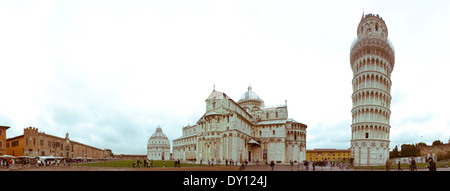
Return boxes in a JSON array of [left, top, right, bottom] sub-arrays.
[[2, 164, 449, 171], [241, 164, 450, 171], [2, 165, 240, 171]]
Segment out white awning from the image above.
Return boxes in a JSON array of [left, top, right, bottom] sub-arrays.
[[0, 155, 15, 158]]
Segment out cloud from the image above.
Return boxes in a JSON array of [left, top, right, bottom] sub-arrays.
[[307, 120, 352, 149], [1, 1, 449, 155]]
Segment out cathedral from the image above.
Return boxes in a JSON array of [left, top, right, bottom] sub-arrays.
[[173, 85, 307, 164]]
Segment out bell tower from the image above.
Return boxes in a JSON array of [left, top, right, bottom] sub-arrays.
[[350, 13, 395, 166]]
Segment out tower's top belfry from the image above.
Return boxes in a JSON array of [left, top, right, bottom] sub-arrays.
[[357, 13, 388, 40], [350, 13, 395, 71]]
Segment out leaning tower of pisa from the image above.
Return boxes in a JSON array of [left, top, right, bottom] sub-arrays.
[[349, 13, 395, 166]]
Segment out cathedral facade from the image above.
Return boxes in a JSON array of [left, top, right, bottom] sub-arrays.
[[173, 85, 307, 164]]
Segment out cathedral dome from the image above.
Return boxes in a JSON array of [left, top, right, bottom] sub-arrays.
[[238, 85, 263, 102], [237, 85, 265, 110]]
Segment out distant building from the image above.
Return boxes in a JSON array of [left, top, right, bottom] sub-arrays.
[[306, 149, 351, 162], [114, 154, 146, 160], [0, 126, 10, 155], [147, 126, 170, 160], [6, 127, 108, 158], [420, 140, 450, 160], [393, 157, 427, 165], [173, 124, 197, 161]]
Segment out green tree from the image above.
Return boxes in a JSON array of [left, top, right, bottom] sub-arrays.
[[400, 144, 421, 157], [391, 146, 400, 158], [432, 140, 443, 146], [417, 142, 427, 147]]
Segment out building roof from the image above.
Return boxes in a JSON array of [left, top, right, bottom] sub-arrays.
[[306, 148, 351, 152], [238, 84, 264, 103], [256, 118, 305, 126], [205, 112, 220, 117], [148, 126, 168, 141], [173, 133, 198, 141], [0, 126, 10, 130], [205, 90, 231, 101]]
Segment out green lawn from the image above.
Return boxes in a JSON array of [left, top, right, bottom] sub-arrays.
[[74, 160, 205, 168]]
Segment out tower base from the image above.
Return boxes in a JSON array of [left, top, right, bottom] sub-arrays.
[[351, 139, 390, 166]]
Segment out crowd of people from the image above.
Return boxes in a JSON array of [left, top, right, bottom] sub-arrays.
[[132, 158, 253, 169], [2, 155, 442, 171], [197, 158, 242, 166], [132, 159, 182, 168], [387, 156, 437, 171], [0, 156, 110, 170], [299, 160, 346, 171]]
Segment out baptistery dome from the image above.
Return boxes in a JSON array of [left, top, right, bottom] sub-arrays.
[[148, 127, 168, 141]]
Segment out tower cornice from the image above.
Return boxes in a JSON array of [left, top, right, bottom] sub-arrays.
[[351, 104, 391, 114], [351, 88, 392, 99], [350, 37, 395, 70]]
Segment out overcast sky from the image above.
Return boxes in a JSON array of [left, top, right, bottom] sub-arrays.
[[1, 0, 449, 155]]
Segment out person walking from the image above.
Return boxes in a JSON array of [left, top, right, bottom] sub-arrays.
[[426, 157, 436, 171], [411, 157, 417, 171], [385, 159, 390, 171], [270, 161, 275, 171], [304, 160, 309, 171], [397, 161, 402, 171]]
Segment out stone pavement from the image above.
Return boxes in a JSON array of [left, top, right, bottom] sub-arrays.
[[3, 165, 240, 171], [2, 164, 449, 171], [240, 164, 450, 171]]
